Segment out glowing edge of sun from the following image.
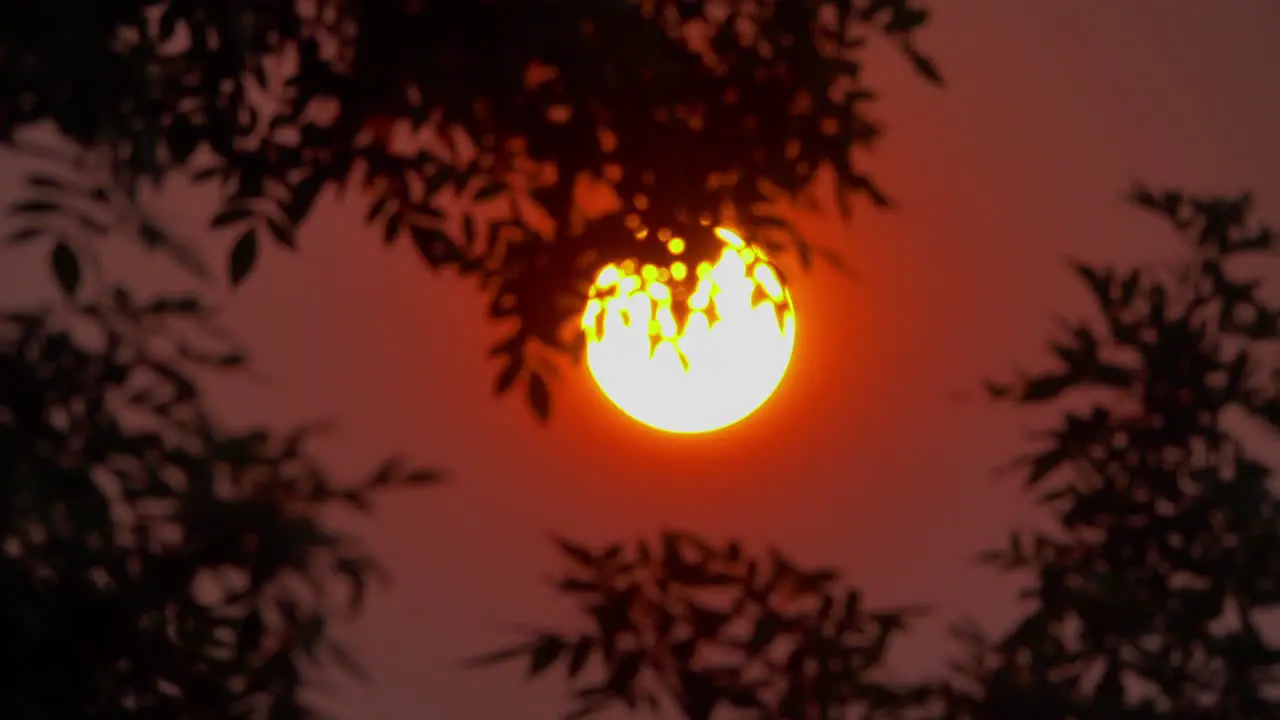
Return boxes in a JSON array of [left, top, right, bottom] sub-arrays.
[[580, 227, 797, 434]]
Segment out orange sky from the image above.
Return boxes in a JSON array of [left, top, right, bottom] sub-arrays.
[[4, 3, 1280, 718]]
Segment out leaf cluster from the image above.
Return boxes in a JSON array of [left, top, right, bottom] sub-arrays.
[[0, 287, 440, 719], [469, 530, 935, 720], [950, 187, 1280, 718], [2, 0, 942, 421]]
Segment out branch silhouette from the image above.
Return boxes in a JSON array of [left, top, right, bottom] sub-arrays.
[[468, 530, 937, 720], [0, 288, 440, 718], [944, 187, 1280, 719]]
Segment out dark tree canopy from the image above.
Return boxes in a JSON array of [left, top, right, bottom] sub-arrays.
[[0, 2, 947, 716], [0, 287, 439, 719], [469, 531, 937, 720], [945, 188, 1280, 719], [2, 0, 942, 420]]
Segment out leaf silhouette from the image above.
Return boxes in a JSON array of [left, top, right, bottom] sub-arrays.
[[8, 227, 43, 244], [528, 372, 551, 422], [211, 207, 253, 228], [473, 181, 507, 202], [51, 242, 81, 296], [972, 186, 1280, 718], [567, 637, 594, 678], [468, 533, 934, 719], [528, 635, 566, 677], [493, 357, 522, 396], [229, 230, 259, 286]]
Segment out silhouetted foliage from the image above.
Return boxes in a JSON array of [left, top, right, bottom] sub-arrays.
[[943, 187, 1280, 718], [0, 287, 440, 718], [469, 187, 1280, 717], [2, 0, 942, 420], [468, 530, 937, 719]]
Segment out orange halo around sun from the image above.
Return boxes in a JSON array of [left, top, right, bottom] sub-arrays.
[[581, 227, 797, 434]]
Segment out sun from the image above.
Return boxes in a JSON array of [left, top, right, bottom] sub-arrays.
[[581, 227, 797, 434]]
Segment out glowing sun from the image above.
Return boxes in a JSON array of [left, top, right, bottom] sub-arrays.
[[581, 227, 797, 434]]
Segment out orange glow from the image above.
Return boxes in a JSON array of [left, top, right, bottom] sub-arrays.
[[581, 227, 797, 434]]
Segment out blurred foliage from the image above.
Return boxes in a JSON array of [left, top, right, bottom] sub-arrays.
[[468, 530, 938, 719], [477, 187, 1280, 719], [942, 187, 1280, 719], [1, 0, 942, 421], [0, 286, 440, 718]]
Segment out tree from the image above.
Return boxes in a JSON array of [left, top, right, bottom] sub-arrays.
[[470, 188, 1280, 720], [0, 285, 440, 719], [943, 187, 1280, 718], [2, 0, 943, 420], [3, 2, 947, 716], [468, 531, 938, 719]]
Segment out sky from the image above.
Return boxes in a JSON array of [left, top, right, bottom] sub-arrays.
[[4, 2, 1280, 718]]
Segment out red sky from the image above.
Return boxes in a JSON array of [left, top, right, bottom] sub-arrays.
[[5, 3, 1280, 718]]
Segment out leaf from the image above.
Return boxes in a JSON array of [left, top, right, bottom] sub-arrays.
[[404, 468, 444, 485], [488, 336, 522, 359], [905, 45, 944, 84], [12, 200, 59, 214], [368, 458, 402, 487], [426, 166, 455, 195], [8, 226, 43, 244], [1023, 448, 1066, 487], [605, 652, 643, 693], [554, 537, 597, 568], [528, 635, 566, 677], [366, 195, 390, 223], [1128, 184, 1158, 209], [158, 3, 180, 39], [771, 304, 789, 334], [238, 611, 265, 655], [494, 357, 521, 396], [528, 372, 551, 422], [138, 221, 211, 280], [51, 242, 81, 296], [558, 577, 598, 593], [327, 640, 370, 681], [265, 217, 295, 249], [462, 214, 477, 247], [26, 173, 65, 190], [412, 226, 460, 267], [229, 230, 259, 286], [191, 166, 221, 182], [214, 353, 247, 368], [984, 380, 1013, 399], [843, 589, 861, 620], [286, 173, 326, 223], [212, 206, 253, 228], [1019, 373, 1073, 402], [1071, 261, 1112, 304], [567, 636, 593, 678], [747, 614, 782, 655], [689, 605, 731, 638], [473, 180, 507, 202], [74, 213, 108, 234], [296, 614, 327, 658], [382, 213, 403, 245], [335, 557, 370, 613], [138, 222, 168, 248]]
